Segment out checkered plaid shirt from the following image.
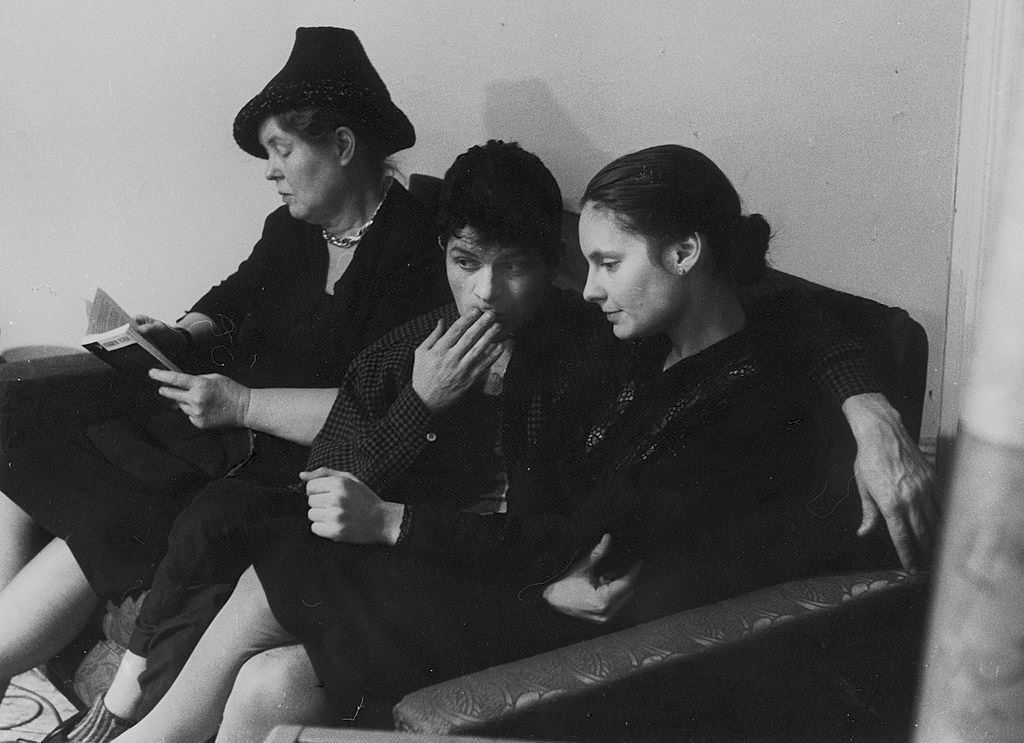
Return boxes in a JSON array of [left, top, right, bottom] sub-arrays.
[[752, 290, 883, 404], [307, 288, 623, 497]]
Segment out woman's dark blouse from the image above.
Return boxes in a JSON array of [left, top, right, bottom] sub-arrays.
[[188, 182, 450, 476], [191, 182, 448, 390], [570, 309, 842, 620]]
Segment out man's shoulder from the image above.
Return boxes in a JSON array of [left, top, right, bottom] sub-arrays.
[[517, 288, 624, 395], [539, 286, 602, 324], [369, 182, 438, 265], [535, 287, 615, 349]]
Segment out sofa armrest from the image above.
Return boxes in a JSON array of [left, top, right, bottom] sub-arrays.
[[394, 569, 923, 736], [0, 353, 161, 459]]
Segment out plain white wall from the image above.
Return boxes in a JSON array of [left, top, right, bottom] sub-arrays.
[[0, 1, 967, 444]]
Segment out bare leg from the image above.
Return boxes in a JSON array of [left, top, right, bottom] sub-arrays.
[[0, 489, 47, 701], [0, 490, 47, 587], [217, 644, 330, 743], [113, 567, 294, 743], [0, 537, 98, 699]]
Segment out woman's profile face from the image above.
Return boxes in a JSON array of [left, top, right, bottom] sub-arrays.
[[579, 204, 685, 340], [258, 115, 348, 226]]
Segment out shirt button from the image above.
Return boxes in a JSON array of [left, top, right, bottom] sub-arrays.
[[425, 432, 437, 442]]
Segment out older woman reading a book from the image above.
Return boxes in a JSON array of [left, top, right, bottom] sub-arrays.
[[0, 26, 448, 736]]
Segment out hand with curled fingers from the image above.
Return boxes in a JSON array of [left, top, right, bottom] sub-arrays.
[[843, 392, 939, 573], [302, 467, 404, 545], [411, 309, 505, 413], [148, 368, 251, 430], [543, 533, 643, 625]]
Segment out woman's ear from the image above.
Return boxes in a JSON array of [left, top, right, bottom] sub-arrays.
[[662, 233, 703, 276], [333, 126, 357, 165]]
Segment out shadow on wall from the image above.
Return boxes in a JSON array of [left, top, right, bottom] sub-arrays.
[[482, 78, 614, 208]]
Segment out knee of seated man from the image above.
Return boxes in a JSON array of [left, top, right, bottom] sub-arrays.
[[169, 478, 256, 544]]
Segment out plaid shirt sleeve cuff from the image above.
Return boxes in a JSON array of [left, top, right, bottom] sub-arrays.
[[396, 502, 416, 546], [811, 347, 885, 404], [394, 502, 445, 552]]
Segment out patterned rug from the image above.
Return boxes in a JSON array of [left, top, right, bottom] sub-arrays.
[[0, 669, 78, 742]]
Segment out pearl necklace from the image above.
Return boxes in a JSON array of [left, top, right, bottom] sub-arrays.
[[322, 185, 390, 249]]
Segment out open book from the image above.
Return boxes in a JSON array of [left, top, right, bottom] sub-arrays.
[[81, 288, 181, 374]]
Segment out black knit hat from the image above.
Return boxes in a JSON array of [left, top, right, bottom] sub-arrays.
[[233, 27, 415, 158]]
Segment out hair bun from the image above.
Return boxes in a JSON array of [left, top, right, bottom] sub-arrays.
[[720, 213, 770, 285]]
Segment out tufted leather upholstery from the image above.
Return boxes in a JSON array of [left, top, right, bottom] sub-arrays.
[[394, 569, 927, 738]]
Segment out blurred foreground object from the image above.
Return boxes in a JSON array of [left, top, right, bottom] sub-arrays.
[[914, 38, 1024, 742]]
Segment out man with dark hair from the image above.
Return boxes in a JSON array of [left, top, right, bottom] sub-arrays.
[[436, 139, 564, 261], [302, 139, 620, 540]]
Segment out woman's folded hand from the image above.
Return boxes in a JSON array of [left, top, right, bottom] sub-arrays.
[[543, 533, 643, 625]]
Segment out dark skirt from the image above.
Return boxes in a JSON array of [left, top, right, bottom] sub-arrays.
[[0, 410, 282, 600], [254, 524, 604, 705]]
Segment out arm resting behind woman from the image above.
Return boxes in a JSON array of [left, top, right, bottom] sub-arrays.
[[749, 291, 938, 571]]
